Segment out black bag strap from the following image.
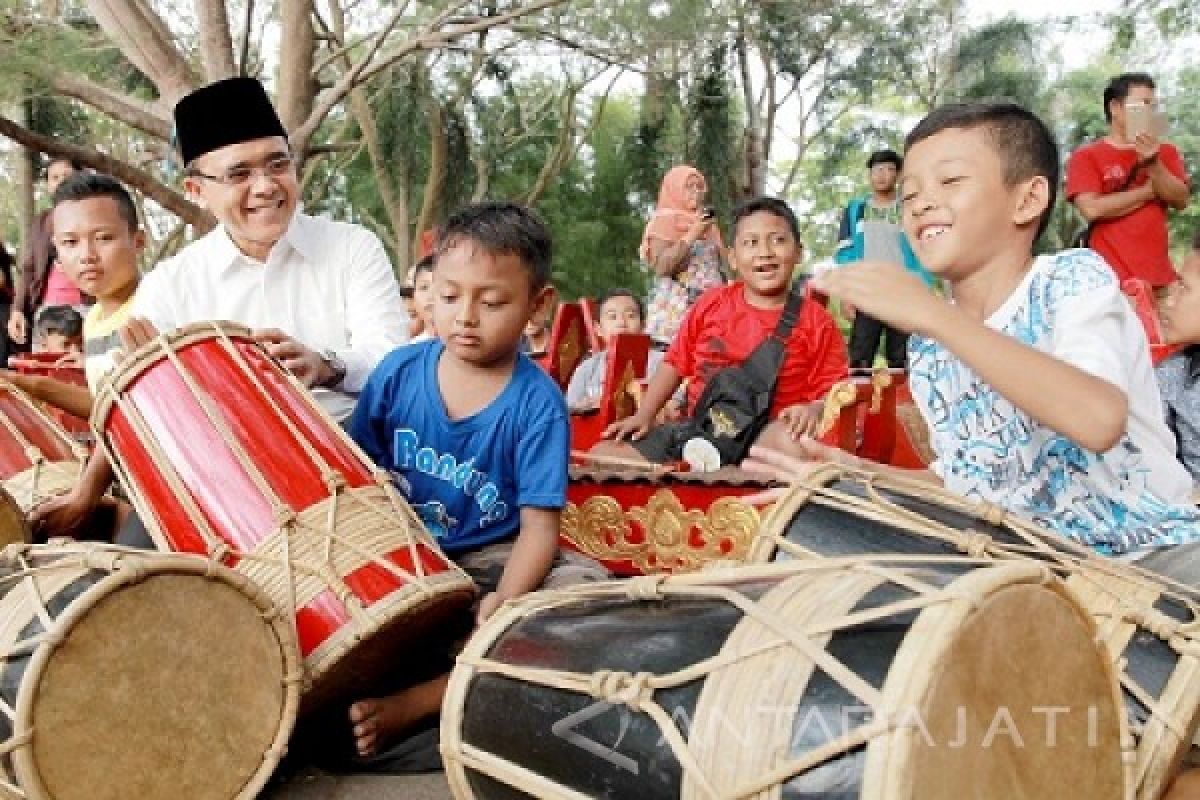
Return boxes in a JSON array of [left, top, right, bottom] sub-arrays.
[[739, 277, 808, 391], [1078, 163, 1144, 246]]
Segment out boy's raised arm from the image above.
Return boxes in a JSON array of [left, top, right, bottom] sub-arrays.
[[816, 261, 1128, 453]]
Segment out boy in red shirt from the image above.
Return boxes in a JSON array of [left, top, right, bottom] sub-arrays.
[[597, 197, 848, 465]]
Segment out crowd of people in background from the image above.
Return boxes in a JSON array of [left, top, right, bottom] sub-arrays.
[[2, 70, 1200, 778]]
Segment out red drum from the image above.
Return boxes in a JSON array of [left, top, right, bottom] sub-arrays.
[[7, 354, 91, 444], [91, 322, 477, 710], [0, 379, 87, 542]]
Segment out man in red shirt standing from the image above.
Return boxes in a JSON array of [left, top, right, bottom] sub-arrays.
[[1066, 73, 1190, 289]]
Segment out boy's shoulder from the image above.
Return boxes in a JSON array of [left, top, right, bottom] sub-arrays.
[[512, 354, 570, 414], [1031, 249, 1118, 295], [374, 338, 435, 382]]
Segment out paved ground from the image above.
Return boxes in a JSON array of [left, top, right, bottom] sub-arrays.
[[265, 768, 453, 800]]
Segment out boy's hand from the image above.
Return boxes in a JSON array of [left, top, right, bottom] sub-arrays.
[[813, 261, 942, 335], [7, 310, 26, 345], [740, 440, 857, 505], [119, 317, 161, 353], [777, 401, 823, 440], [54, 351, 84, 369], [29, 487, 97, 542], [603, 412, 653, 442], [476, 592, 505, 625]]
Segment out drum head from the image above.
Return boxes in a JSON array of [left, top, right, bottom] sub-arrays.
[[893, 581, 1127, 798], [17, 571, 293, 800], [0, 486, 29, 546]]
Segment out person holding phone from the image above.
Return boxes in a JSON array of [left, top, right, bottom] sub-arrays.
[[1066, 73, 1190, 289], [640, 165, 726, 343]]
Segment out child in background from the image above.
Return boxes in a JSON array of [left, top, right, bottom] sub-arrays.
[[408, 255, 436, 344], [597, 197, 848, 465], [347, 202, 608, 764], [33, 305, 83, 365], [745, 101, 1200, 578], [1156, 229, 1200, 483], [520, 286, 557, 354], [566, 288, 664, 412]]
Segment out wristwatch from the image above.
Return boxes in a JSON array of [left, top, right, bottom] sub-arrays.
[[319, 349, 347, 388]]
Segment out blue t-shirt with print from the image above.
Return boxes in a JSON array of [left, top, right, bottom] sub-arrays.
[[349, 339, 570, 556]]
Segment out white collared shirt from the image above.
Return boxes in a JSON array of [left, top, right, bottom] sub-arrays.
[[133, 212, 408, 421]]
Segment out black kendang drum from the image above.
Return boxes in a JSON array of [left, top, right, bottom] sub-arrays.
[[441, 559, 1127, 799], [748, 463, 1200, 800]]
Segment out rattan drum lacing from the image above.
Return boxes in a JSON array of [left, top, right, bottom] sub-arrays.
[[92, 323, 470, 680], [752, 462, 1200, 795], [444, 560, 1094, 800], [0, 381, 86, 513]]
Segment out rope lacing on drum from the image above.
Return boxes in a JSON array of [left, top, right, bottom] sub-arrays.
[[625, 575, 667, 601], [588, 670, 656, 712], [322, 472, 346, 493], [956, 530, 994, 559], [976, 500, 1009, 527], [1132, 608, 1184, 642]]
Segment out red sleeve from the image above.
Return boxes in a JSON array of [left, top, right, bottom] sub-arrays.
[[1065, 145, 1102, 201], [1161, 143, 1189, 187], [801, 304, 849, 401]]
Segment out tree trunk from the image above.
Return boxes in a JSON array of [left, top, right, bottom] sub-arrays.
[[84, 0, 198, 105], [278, 0, 316, 134], [15, 91, 35, 300], [194, 0, 237, 81], [413, 93, 446, 265], [0, 115, 213, 232]]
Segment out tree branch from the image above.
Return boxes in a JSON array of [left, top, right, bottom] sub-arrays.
[[290, 0, 569, 154], [194, 0, 237, 81], [85, 0, 199, 104], [48, 74, 172, 140], [0, 114, 214, 232]]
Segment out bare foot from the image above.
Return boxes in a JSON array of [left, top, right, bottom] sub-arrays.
[[347, 675, 448, 758]]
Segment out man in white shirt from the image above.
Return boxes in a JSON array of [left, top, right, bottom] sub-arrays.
[[32, 77, 406, 541], [125, 76, 407, 421]]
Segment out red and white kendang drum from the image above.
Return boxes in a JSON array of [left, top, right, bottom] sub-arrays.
[[91, 321, 477, 710], [0, 542, 301, 800], [0, 380, 88, 543]]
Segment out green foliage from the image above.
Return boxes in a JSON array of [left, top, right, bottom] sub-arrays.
[[685, 44, 738, 219]]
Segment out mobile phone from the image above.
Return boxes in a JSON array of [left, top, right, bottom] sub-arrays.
[[1123, 104, 1152, 139]]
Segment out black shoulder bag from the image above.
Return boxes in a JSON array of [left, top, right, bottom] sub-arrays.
[[690, 279, 806, 465]]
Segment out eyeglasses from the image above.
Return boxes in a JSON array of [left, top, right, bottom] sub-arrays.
[[188, 155, 295, 186]]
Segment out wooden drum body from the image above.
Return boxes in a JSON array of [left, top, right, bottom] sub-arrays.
[[92, 322, 476, 710], [750, 463, 1200, 799], [0, 543, 300, 800], [443, 560, 1127, 799]]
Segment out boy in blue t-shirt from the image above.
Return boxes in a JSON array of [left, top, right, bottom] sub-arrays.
[[346, 202, 606, 762]]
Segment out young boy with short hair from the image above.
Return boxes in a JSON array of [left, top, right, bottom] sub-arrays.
[[746, 101, 1200, 569], [407, 254, 436, 344], [565, 288, 664, 412], [1155, 229, 1200, 482], [597, 197, 848, 464], [4, 172, 144, 541], [346, 201, 607, 762]]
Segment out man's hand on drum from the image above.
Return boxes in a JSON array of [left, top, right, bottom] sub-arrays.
[[29, 488, 96, 542], [740, 441, 856, 505], [253, 329, 327, 388], [602, 410, 654, 442], [119, 318, 160, 353]]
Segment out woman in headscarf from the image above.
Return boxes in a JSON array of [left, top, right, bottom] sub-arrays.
[[640, 165, 725, 343]]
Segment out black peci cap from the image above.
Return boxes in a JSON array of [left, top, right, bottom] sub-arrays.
[[174, 77, 288, 165]]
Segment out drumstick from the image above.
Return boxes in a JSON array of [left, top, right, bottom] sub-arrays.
[[570, 450, 672, 474]]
